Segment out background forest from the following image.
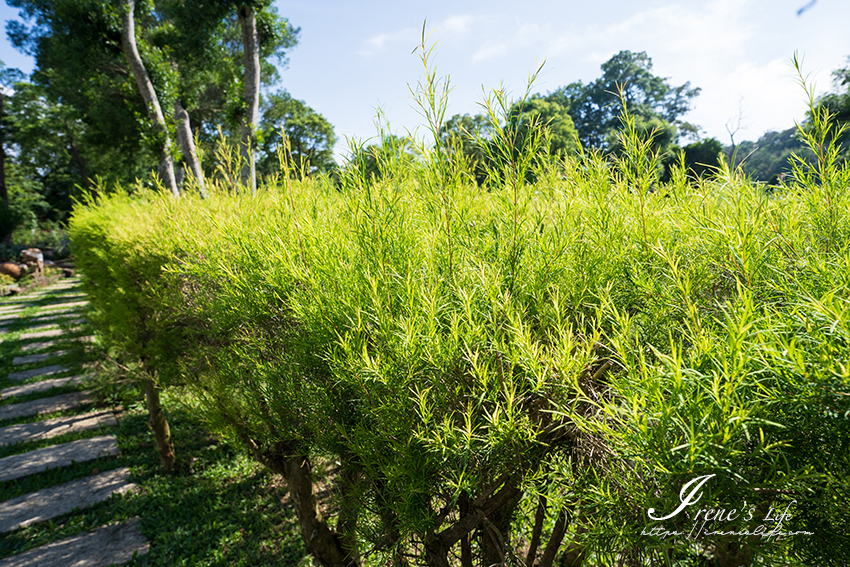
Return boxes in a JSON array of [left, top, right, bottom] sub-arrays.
[[1, 1, 849, 260]]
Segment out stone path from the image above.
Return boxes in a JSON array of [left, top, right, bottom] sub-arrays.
[[0, 391, 94, 422], [0, 278, 148, 566], [12, 350, 69, 366], [0, 435, 118, 482], [36, 300, 89, 313], [24, 311, 82, 325], [0, 468, 135, 533], [0, 375, 86, 400], [19, 340, 61, 353], [7, 364, 70, 382], [0, 518, 148, 567], [0, 410, 116, 447], [18, 319, 86, 335], [20, 327, 83, 341]]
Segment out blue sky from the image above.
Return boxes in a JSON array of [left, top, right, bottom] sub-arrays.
[[3, 0, 850, 160]]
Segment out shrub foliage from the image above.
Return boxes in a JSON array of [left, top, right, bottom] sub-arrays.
[[69, 63, 850, 567]]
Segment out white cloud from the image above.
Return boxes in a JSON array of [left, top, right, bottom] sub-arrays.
[[453, 0, 838, 140], [472, 42, 510, 63], [359, 15, 482, 58], [357, 27, 418, 57], [687, 58, 805, 142], [320, 0, 850, 152], [442, 15, 475, 34]]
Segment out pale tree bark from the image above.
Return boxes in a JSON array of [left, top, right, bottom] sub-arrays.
[[173, 98, 206, 196], [0, 89, 7, 205], [120, 0, 179, 198], [238, 4, 260, 196]]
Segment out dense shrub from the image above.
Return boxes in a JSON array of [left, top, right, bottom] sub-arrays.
[[69, 71, 850, 566]]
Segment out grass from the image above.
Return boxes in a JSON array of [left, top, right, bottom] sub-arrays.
[[0, 407, 304, 567], [0, 286, 310, 567], [0, 401, 310, 566]]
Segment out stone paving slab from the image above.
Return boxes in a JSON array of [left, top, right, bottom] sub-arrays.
[[43, 295, 86, 304], [0, 375, 86, 400], [36, 301, 88, 313], [12, 350, 69, 366], [19, 336, 93, 354], [20, 339, 59, 353], [7, 364, 70, 382], [23, 311, 82, 326], [19, 297, 81, 307], [20, 291, 84, 301], [19, 327, 83, 340], [0, 410, 113, 447], [0, 467, 134, 533], [0, 435, 118, 483], [0, 391, 93, 422], [0, 517, 148, 567], [24, 306, 82, 319], [41, 287, 81, 295], [20, 319, 85, 334]]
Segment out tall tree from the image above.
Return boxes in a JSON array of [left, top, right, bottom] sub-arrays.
[[439, 99, 579, 186], [173, 98, 205, 193], [257, 91, 337, 178], [440, 112, 492, 184], [6, 0, 300, 195], [120, 0, 179, 197], [813, 55, 850, 158], [546, 50, 700, 153], [238, 4, 260, 195], [0, 61, 21, 205], [3, 81, 93, 215], [512, 97, 580, 157], [0, 86, 5, 207], [681, 137, 723, 178], [7, 0, 163, 190], [729, 128, 812, 183]]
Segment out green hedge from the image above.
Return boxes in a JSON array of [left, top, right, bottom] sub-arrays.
[[69, 132, 850, 565]]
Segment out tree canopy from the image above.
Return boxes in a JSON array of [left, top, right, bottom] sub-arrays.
[[437, 97, 580, 185], [1, 0, 337, 239], [546, 50, 700, 153], [3, 0, 304, 192], [257, 91, 337, 178], [812, 55, 850, 158]]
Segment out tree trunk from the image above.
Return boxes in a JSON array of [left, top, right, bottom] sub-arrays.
[[238, 4, 260, 196], [525, 495, 547, 566], [65, 125, 94, 197], [478, 489, 520, 567], [336, 459, 362, 566], [0, 90, 7, 205], [243, 439, 351, 567], [538, 508, 567, 567], [119, 0, 179, 198], [423, 476, 521, 567], [173, 98, 206, 196], [558, 524, 587, 567], [144, 377, 176, 473]]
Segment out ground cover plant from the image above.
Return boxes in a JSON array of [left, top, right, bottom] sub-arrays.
[[0, 286, 309, 566], [68, 50, 850, 566]]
